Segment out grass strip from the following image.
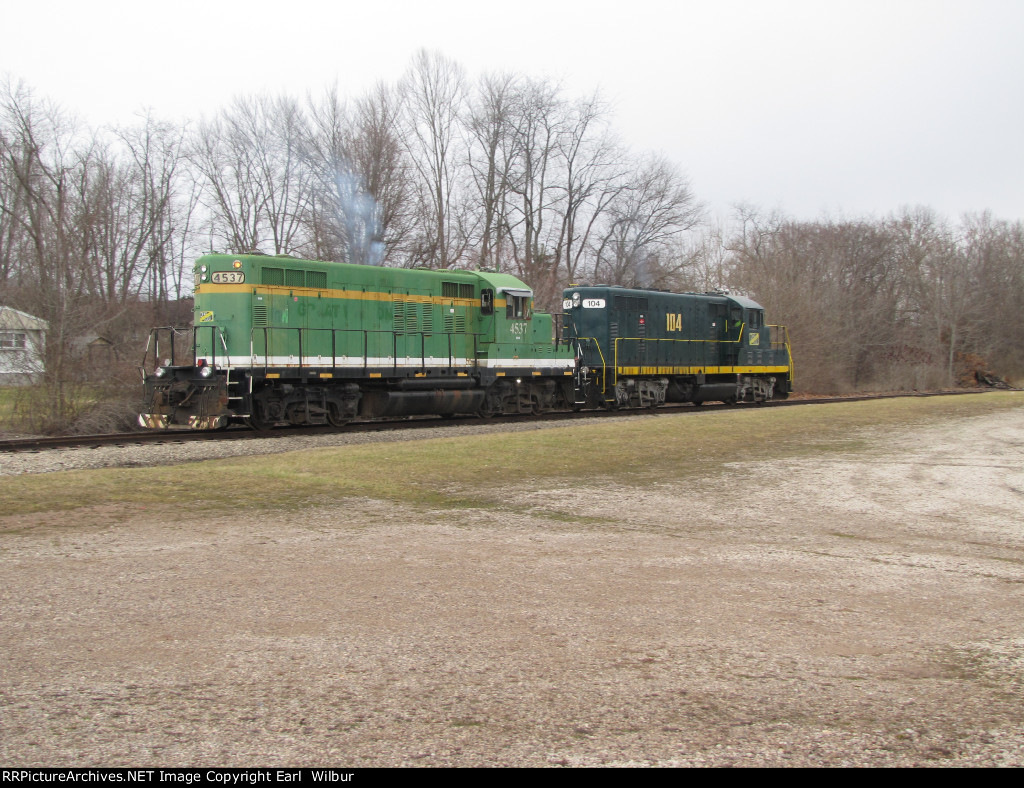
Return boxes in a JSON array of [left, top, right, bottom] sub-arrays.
[[0, 391, 1020, 524]]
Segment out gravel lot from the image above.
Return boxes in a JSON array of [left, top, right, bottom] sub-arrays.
[[2, 402, 1023, 767]]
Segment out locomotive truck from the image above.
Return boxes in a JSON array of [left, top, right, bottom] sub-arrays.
[[138, 253, 792, 429]]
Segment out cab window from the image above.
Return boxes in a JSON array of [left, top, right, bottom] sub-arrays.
[[506, 295, 531, 319]]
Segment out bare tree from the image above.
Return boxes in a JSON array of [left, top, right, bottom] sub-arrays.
[[72, 114, 190, 309], [350, 83, 414, 264], [887, 207, 974, 386], [666, 221, 730, 293], [550, 93, 626, 290], [591, 154, 704, 289], [465, 71, 520, 271], [500, 77, 564, 294], [960, 212, 1024, 378], [399, 50, 469, 268], [192, 94, 313, 255], [304, 83, 412, 266], [0, 80, 100, 428], [0, 93, 28, 289]]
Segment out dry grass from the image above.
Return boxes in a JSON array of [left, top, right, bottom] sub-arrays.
[[1, 392, 1021, 525]]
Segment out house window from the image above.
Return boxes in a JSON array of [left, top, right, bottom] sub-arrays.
[[0, 332, 27, 350]]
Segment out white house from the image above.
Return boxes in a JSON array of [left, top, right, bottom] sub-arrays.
[[0, 306, 48, 384]]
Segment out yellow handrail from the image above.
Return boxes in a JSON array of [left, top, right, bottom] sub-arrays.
[[612, 323, 746, 385], [577, 323, 794, 394], [768, 324, 795, 384], [574, 337, 609, 392]]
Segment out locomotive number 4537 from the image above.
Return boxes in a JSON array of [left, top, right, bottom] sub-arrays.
[[211, 271, 245, 284]]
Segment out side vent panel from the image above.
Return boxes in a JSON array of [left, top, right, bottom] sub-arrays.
[[261, 268, 284, 286]]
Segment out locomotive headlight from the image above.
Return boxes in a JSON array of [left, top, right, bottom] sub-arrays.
[[199, 365, 214, 378], [572, 292, 581, 307], [154, 366, 167, 378], [200, 265, 208, 273]]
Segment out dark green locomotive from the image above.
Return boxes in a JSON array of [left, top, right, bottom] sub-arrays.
[[561, 285, 793, 409], [139, 253, 575, 429]]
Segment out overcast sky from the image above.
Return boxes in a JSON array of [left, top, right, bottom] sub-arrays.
[[4, 0, 1022, 223]]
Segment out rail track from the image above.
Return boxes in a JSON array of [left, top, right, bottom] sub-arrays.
[[0, 388, 1004, 454]]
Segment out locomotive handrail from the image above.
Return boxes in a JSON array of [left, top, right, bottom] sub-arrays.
[[612, 335, 743, 385], [143, 325, 228, 371], [572, 337, 610, 393], [248, 326, 484, 374], [767, 324, 795, 382], [609, 322, 795, 386], [569, 325, 753, 392], [195, 324, 217, 369], [142, 326, 188, 369]]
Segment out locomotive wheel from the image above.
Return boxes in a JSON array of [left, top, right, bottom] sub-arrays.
[[326, 404, 350, 428], [477, 403, 497, 419], [245, 401, 274, 431], [477, 388, 500, 418]]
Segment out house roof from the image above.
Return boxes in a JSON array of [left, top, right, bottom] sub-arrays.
[[0, 306, 49, 332]]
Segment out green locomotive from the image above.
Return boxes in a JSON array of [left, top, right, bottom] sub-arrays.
[[139, 253, 575, 429], [561, 285, 793, 409]]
